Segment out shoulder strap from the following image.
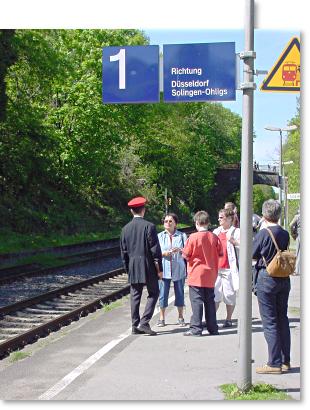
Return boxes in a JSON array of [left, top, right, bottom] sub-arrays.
[[262, 255, 268, 268], [262, 227, 282, 268], [265, 227, 281, 252], [231, 227, 236, 238], [181, 232, 186, 247]]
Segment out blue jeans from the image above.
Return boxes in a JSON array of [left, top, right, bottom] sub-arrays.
[[256, 269, 291, 367], [158, 278, 185, 308]]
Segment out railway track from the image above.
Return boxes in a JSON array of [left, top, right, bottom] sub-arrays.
[[0, 246, 122, 285], [0, 226, 195, 285], [0, 227, 194, 266], [0, 268, 129, 359], [0, 226, 195, 359], [0, 237, 120, 265]]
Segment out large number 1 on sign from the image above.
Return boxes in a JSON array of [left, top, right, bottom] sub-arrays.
[[109, 49, 126, 89]]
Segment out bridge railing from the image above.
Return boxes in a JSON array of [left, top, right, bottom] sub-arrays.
[[253, 164, 279, 173], [221, 163, 279, 173]]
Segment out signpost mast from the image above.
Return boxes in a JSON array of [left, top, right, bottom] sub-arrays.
[[238, 0, 255, 391]]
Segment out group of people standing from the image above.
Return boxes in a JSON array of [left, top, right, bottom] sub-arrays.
[[120, 197, 240, 337], [120, 196, 295, 375]]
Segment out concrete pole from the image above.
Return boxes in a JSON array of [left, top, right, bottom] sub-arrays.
[[279, 130, 283, 225], [165, 188, 168, 214], [237, 0, 254, 391], [284, 176, 288, 230]]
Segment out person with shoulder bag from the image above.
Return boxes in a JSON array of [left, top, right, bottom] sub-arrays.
[[289, 209, 301, 275], [252, 199, 291, 375]]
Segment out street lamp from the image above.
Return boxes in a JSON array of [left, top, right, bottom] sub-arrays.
[[264, 125, 298, 225], [282, 161, 294, 230]]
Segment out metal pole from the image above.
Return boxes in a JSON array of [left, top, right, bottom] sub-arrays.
[[279, 130, 283, 225], [165, 188, 168, 214], [284, 176, 289, 229], [237, 0, 254, 391]]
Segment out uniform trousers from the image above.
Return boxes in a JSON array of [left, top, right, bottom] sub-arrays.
[[130, 281, 159, 327]]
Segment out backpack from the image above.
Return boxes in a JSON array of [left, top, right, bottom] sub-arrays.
[[262, 228, 296, 278]]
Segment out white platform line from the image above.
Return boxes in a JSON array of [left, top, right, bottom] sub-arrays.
[[38, 293, 176, 400]]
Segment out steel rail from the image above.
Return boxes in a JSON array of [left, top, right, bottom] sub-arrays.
[[0, 246, 121, 285], [0, 268, 125, 316], [0, 226, 195, 285], [0, 269, 129, 359], [0, 227, 194, 263]]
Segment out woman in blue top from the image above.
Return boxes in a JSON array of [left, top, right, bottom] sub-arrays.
[[157, 213, 187, 327]]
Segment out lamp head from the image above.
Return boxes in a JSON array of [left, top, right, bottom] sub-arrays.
[[264, 126, 281, 132], [282, 125, 298, 132], [264, 125, 298, 132]]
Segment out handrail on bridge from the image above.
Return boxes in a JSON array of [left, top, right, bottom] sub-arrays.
[[221, 163, 279, 173]]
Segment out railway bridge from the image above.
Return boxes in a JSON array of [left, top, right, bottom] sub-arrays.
[[206, 164, 279, 220]]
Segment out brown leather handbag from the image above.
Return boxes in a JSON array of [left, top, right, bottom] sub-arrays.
[[262, 228, 296, 278]]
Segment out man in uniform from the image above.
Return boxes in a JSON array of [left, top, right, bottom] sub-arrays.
[[120, 197, 163, 335]]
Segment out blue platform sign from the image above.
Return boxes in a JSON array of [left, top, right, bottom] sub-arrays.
[[163, 42, 236, 102], [102, 45, 159, 104]]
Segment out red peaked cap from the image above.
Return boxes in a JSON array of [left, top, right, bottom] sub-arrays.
[[127, 196, 147, 208]]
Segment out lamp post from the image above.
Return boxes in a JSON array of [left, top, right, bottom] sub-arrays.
[[282, 160, 294, 229], [264, 125, 298, 225], [164, 188, 168, 214]]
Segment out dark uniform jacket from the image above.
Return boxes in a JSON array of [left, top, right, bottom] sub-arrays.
[[120, 216, 163, 284]]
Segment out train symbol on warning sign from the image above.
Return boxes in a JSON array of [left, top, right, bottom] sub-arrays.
[[282, 62, 300, 86]]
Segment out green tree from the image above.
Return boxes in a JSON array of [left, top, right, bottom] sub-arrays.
[[253, 185, 277, 215], [282, 98, 300, 222], [0, 29, 17, 121], [0, 29, 243, 234]]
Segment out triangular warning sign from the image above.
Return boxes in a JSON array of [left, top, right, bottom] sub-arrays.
[[260, 37, 300, 92]]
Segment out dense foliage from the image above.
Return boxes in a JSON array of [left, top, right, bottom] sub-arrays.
[[282, 98, 300, 222], [0, 29, 242, 235], [252, 185, 276, 214]]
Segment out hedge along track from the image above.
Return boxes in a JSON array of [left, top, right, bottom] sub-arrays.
[[0, 268, 129, 359]]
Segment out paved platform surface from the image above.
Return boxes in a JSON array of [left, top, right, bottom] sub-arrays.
[[0, 275, 301, 401]]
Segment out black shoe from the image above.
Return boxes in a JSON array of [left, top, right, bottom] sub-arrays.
[[183, 330, 202, 337], [222, 320, 233, 328], [132, 326, 145, 335], [138, 324, 157, 335], [208, 331, 219, 335]]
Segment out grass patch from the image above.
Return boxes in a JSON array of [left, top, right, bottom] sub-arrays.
[[220, 383, 292, 400], [289, 306, 300, 315], [101, 300, 123, 312], [9, 351, 31, 363]]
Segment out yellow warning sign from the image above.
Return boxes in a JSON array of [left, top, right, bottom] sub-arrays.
[[260, 37, 300, 92]]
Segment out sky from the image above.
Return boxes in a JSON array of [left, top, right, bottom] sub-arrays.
[[144, 29, 300, 165]]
